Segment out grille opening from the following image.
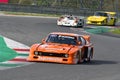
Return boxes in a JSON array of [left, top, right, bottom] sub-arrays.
[[35, 52, 68, 58]]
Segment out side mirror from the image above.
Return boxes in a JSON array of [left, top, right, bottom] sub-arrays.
[[78, 42, 81, 45]]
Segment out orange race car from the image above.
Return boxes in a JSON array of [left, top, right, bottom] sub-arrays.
[[27, 32, 94, 64]]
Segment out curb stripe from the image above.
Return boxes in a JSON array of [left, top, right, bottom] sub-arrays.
[[16, 51, 29, 54], [0, 63, 23, 67], [4, 37, 30, 49], [17, 54, 29, 56], [15, 56, 27, 59], [10, 58, 27, 62], [2, 61, 28, 64], [0, 36, 32, 70], [13, 48, 30, 51]]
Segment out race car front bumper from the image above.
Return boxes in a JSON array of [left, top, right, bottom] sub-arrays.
[[27, 55, 74, 64], [57, 21, 77, 27], [86, 21, 102, 25]]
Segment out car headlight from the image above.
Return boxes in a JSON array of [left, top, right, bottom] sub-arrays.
[[34, 51, 39, 55], [64, 54, 69, 58]]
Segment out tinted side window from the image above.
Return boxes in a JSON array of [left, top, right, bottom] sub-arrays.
[[78, 36, 86, 45]]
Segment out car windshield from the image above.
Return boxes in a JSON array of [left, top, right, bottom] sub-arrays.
[[46, 34, 77, 45], [94, 12, 108, 17]]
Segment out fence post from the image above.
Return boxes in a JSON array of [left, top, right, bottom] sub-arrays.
[[100, 0, 103, 10], [115, 0, 119, 18]]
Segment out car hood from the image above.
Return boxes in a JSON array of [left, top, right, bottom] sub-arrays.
[[87, 16, 107, 21], [37, 43, 77, 54]]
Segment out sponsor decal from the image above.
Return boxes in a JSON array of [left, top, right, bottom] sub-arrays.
[[39, 56, 62, 62]]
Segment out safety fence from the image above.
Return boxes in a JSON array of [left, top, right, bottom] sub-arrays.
[[0, 4, 95, 16], [0, 0, 120, 17]]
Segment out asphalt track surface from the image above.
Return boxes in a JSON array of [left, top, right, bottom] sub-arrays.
[[0, 16, 120, 80]]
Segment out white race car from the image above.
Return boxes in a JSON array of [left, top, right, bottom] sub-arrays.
[[57, 15, 84, 28]]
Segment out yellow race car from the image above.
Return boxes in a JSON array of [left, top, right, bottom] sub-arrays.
[[86, 11, 117, 26]]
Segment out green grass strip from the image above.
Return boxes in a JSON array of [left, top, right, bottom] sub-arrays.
[[0, 36, 7, 47], [111, 28, 120, 34], [85, 27, 110, 34]]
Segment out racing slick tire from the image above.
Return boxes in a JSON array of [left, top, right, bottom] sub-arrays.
[[74, 51, 81, 64], [77, 22, 84, 28], [85, 49, 93, 62], [77, 25, 83, 28]]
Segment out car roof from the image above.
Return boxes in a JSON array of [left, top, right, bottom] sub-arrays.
[[49, 32, 80, 37]]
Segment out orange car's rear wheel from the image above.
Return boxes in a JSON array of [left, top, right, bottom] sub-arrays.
[[85, 49, 93, 62]]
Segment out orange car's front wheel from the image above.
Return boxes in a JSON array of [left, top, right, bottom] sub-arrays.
[[73, 51, 82, 64], [84, 49, 93, 62]]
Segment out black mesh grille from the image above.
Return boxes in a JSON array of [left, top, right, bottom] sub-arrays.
[[36, 52, 68, 58]]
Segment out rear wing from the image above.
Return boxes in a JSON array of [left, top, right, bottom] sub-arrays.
[[106, 12, 117, 17], [106, 12, 116, 15]]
